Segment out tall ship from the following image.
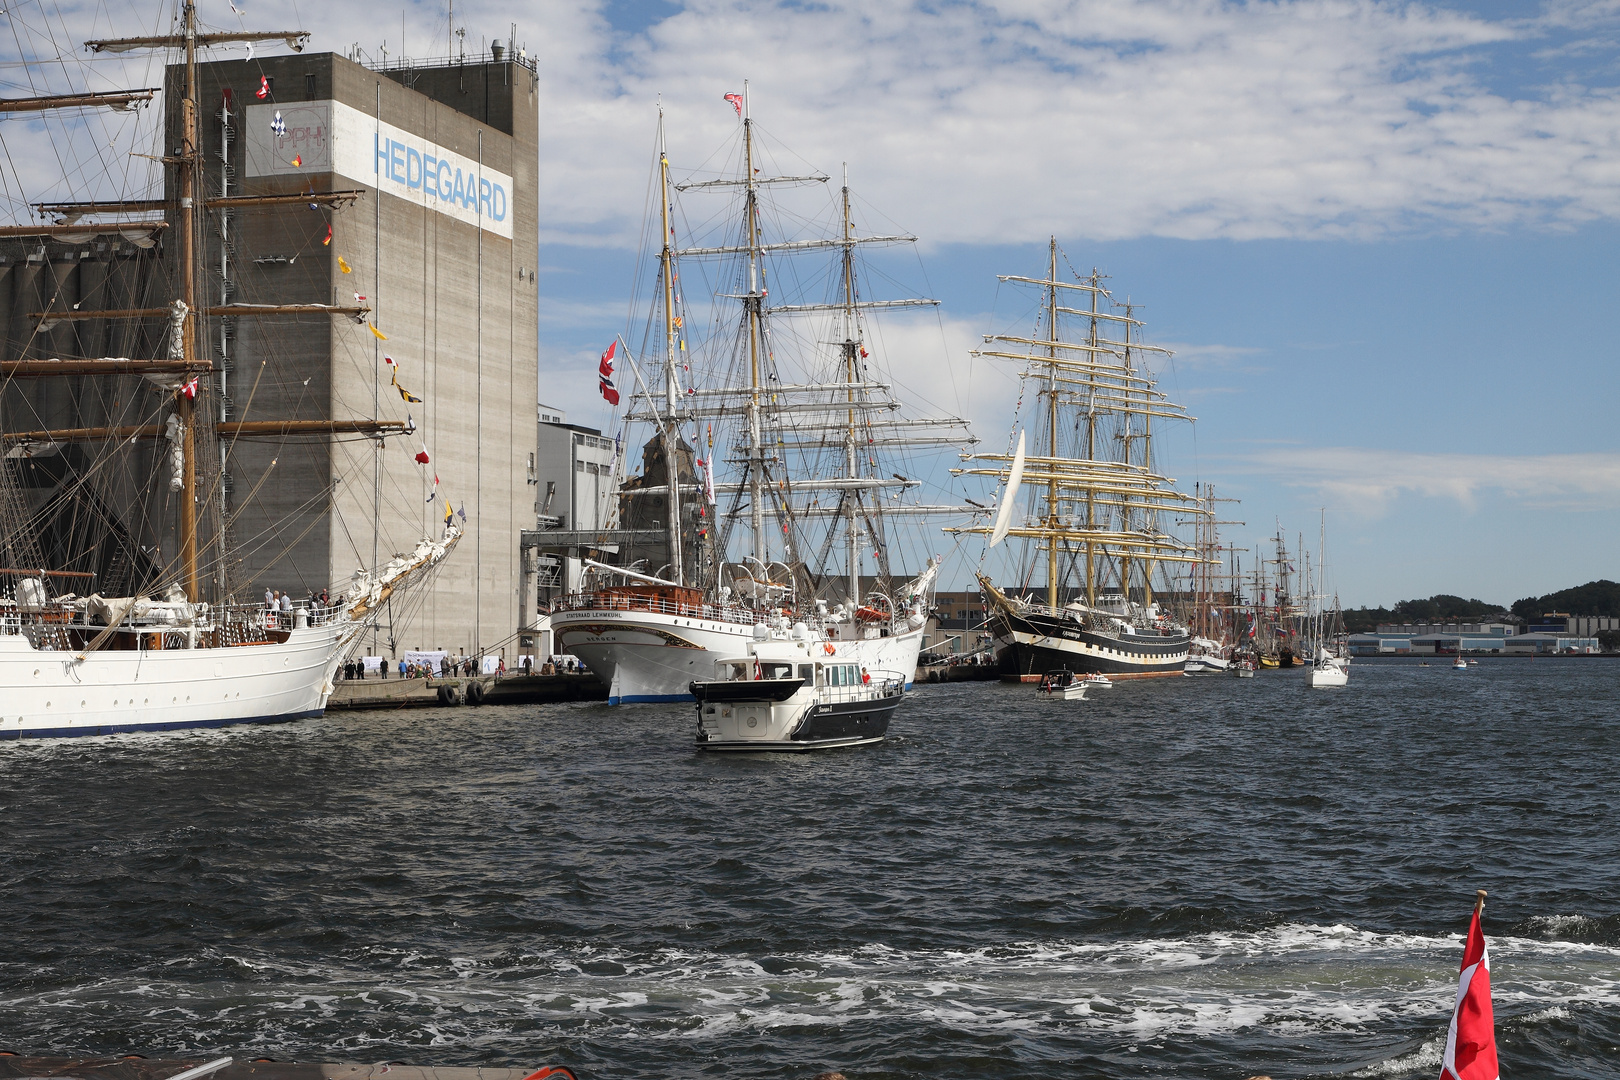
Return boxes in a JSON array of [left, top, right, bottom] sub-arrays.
[[951, 241, 1208, 679], [548, 92, 975, 704], [0, 5, 459, 739]]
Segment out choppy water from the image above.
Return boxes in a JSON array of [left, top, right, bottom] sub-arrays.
[[3, 658, 1618, 1079]]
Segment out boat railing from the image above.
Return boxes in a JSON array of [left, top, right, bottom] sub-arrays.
[[0, 597, 347, 642], [817, 670, 905, 704], [550, 591, 765, 625]]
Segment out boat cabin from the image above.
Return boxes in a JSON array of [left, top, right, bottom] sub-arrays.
[[719, 658, 865, 687]]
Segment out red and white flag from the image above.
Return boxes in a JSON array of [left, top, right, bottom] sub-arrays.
[[599, 376, 619, 407], [724, 92, 743, 118], [256, 75, 269, 99], [1441, 893, 1498, 1080], [181, 377, 199, 399], [599, 339, 616, 378]]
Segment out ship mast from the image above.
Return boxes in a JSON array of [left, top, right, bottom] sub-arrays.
[[656, 110, 684, 586], [741, 85, 767, 569], [952, 243, 1208, 596], [840, 165, 861, 607], [1044, 239, 1060, 610], [82, 3, 312, 603]]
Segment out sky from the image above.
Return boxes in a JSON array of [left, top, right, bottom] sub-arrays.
[[3, 0, 1618, 608]]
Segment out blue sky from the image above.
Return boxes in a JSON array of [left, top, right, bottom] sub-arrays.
[[522, 0, 1620, 608], [6, 0, 1618, 608]]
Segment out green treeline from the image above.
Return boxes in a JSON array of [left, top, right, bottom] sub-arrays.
[[1509, 579, 1620, 623], [1342, 595, 1504, 634], [1340, 580, 1620, 634]]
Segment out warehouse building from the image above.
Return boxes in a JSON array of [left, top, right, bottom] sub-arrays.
[[182, 48, 539, 657]]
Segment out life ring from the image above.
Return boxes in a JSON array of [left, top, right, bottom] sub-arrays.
[[823, 643, 836, 655]]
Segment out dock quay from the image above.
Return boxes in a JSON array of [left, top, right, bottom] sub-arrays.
[[327, 672, 605, 710], [917, 662, 1001, 684]]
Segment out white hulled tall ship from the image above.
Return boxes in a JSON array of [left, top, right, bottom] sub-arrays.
[[549, 92, 975, 703], [0, 5, 457, 739], [949, 241, 1208, 680]]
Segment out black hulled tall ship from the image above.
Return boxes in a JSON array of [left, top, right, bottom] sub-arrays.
[[950, 241, 1209, 680]]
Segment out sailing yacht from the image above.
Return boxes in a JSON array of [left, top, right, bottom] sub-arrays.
[[1303, 514, 1348, 689], [950, 242, 1207, 679], [0, 6, 458, 739], [548, 93, 975, 703]]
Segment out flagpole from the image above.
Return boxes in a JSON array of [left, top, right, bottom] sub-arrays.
[[1474, 889, 1486, 915]]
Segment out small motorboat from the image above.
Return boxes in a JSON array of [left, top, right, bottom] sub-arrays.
[[1078, 672, 1113, 689], [1230, 658, 1257, 678], [1454, 655, 1468, 671], [1036, 668, 1089, 700], [691, 640, 904, 751]]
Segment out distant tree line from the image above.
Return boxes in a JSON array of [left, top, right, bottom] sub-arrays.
[[1339, 580, 1620, 641], [1341, 595, 1505, 635], [1508, 579, 1620, 623]]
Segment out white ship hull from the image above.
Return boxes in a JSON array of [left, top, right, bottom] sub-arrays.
[[551, 608, 923, 704], [1184, 653, 1230, 675], [0, 626, 345, 740]]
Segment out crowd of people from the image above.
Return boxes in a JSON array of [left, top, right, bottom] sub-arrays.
[[333, 653, 565, 680], [263, 587, 332, 629]]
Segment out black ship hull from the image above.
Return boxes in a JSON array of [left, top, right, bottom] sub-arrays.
[[990, 609, 1189, 679]]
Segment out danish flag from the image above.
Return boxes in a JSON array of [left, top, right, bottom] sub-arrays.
[[181, 377, 199, 399], [1440, 892, 1498, 1080], [256, 75, 269, 99]]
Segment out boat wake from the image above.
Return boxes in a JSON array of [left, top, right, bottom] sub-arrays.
[[7, 922, 1617, 1061]]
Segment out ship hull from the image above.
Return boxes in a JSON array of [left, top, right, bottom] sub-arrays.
[[989, 610, 1189, 680], [551, 607, 923, 704], [0, 627, 345, 740]]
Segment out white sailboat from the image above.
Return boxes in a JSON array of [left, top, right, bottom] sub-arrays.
[[0, 6, 459, 739], [549, 92, 975, 704], [1303, 513, 1348, 689]]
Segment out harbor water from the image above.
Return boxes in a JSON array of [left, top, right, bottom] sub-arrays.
[[3, 659, 1617, 1078]]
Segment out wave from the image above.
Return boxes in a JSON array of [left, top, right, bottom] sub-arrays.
[[8, 922, 1618, 1051]]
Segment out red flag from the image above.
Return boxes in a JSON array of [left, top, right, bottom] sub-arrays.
[[181, 377, 199, 399], [1441, 894, 1498, 1080], [415, 448, 430, 465], [599, 339, 616, 378], [323, 223, 332, 246], [724, 92, 743, 117], [256, 75, 269, 99], [599, 376, 619, 407]]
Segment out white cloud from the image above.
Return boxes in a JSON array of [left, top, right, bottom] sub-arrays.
[[10, 1, 1620, 248], [1232, 446, 1620, 515], [528, 0, 1620, 247]]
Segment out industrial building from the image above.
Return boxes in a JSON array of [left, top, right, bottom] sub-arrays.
[[3, 46, 537, 660], [181, 48, 539, 657]]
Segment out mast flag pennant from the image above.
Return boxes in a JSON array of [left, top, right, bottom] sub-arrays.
[[414, 448, 430, 465], [598, 341, 620, 405], [1441, 892, 1498, 1080], [256, 75, 269, 99], [724, 93, 743, 117]]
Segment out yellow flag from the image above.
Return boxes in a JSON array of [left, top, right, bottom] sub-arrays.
[[369, 323, 388, 340], [338, 256, 352, 274]]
